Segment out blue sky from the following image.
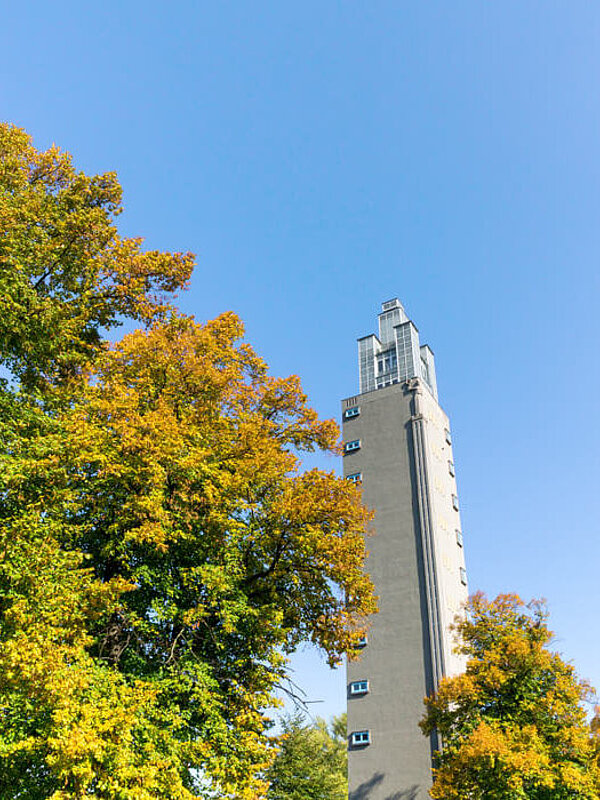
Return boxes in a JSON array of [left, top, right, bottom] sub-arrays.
[[3, 1, 600, 722]]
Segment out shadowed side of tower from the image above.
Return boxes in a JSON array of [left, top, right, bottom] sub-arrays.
[[343, 299, 468, 800]]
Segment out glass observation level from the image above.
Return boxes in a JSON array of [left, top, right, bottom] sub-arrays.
[[357, 298, 438, 399]]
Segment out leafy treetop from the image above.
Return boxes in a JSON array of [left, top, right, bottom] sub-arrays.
[[266, 713, 347, 800], [421, 593, 600, 800], [0, 124, 376, 799], [0, 123, 194, 391]]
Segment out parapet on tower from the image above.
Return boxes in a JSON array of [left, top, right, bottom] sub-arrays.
[[343, 298, 468, 800]]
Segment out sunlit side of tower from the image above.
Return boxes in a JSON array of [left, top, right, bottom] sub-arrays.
[[342, 298, 468, 799]]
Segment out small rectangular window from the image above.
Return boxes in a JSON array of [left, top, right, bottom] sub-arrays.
[[346, 472, 362, 483], [456, 529, 463, 548], [452, 494, 459, 511], [344, 406, 360, 420], [445, 428, 452, 445], [448, 460, 455, 477], [355, 635, 368, 648], [460, 567, 467, 585], [351, 730, 371, 746], [344, 440, 361, 454], [349, 680, 369, 695]]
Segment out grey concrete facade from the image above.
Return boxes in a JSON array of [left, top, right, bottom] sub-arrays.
[[343, 300, 468, 800]]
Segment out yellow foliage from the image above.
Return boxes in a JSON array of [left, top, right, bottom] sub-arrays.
[[0, 122, 376, 797], [422, 594, 600, 799], [1, 314, 375, 796]]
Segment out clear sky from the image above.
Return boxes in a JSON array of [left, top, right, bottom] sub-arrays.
[[3, 2, 599, 723]]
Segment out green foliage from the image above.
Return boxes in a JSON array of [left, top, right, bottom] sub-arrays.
[[421, 594, 600, 800], [0, 123, 194, 391], [266, 714, 347, 800], [0, 124, 375, 798]]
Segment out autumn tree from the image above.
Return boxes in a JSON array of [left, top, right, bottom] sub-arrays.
[[0, 125, 376, 798], [421, 594, 600, 800], [265, 713, 347, 800], [0, 122, 194, 392]]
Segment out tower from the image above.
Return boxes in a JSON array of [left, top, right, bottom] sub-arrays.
[[343, 298, 468, 799]]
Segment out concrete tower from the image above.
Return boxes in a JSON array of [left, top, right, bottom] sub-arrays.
[[342, 298, 468, 800]]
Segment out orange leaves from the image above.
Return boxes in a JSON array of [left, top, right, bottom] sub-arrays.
[[422, 594, 600, 799], [254, 374, 339, 453], [1, 123, 376, 793], [258, 469, 375, 663], [67, 309, 377, 658], [61, 311, 370, 569], [1, 308, 376, 795], [100, 239, 195, 321], [452, 722, 552, 788]]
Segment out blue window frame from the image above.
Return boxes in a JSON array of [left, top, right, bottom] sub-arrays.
[[344, 440, 361, 454], [349, 680, 369, 695], [351, 730, 371, 746], [346, 472, 362, 483], [344, 406, 360, 420]]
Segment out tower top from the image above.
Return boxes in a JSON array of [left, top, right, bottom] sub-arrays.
[[377, 297, 409, 345], [380, 297, 404, 313], [357, 299, 438, 399]]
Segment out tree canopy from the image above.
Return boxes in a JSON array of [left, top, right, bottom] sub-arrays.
[[421, 593, 600, 800], [265, 713, 347, 800], [0, 124, 375, 798], [0, 123, 194, 392]]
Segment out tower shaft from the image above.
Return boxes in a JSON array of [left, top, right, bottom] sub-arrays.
[[343, 299, 468, 799]]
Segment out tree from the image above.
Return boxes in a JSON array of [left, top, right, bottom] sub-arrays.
[[420, 594, 600, 800], [0, 122, 194, 392], [266, 713, 347, 800], [0, 125, 376, 798], [0, 513, 192, 799]]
